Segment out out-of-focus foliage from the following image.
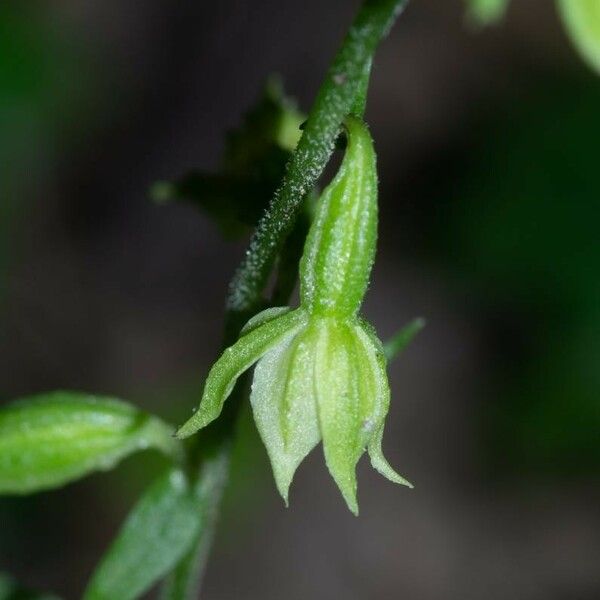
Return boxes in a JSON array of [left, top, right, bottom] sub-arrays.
[[441, 80, 600, 475], [0, 572, 60, 600], [152, 79, 303, 238], [465, 0, 509, 26], [0, 3, 92, 291], [0, 392, 179, 494], [558, 0, 600, 74]]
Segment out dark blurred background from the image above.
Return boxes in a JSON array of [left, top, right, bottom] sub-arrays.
[[1, 1, 599, 598]]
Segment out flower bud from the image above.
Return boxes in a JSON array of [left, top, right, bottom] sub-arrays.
[[300, 116, 378, 318]]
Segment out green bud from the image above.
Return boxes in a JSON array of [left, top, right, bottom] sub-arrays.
[[177, 117, 412, 514], [300, 116, 378, 318]]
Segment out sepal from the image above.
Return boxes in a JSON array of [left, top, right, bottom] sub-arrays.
[[250, 327, 319, 503]]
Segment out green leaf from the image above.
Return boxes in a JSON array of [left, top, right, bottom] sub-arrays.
[[159, 443, 230, 600], [558, 0, 600, 74], [223, 77, 303, 171], [83, 468, 202, 600], [0, 392, 180, 495], [0, 572, 60, 600], [465, 0, 510, 26]]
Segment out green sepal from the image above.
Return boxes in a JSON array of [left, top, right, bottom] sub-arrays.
[[557, 0, 600, 74], [355, 321, 413, 487], [240, 306, 292, 336], [176, 309, 308, 438], [250, 325, 320, 504], [0, 392, 180, 495], [368, 424, 413, 488], [314, 320, 363, 514]]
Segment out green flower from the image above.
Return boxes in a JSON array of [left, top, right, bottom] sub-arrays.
[[177, 116, 411, 514]]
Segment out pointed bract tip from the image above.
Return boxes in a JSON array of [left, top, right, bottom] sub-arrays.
[[274, 475, 292, 508], [346, 496, 359, 517], [174, 417, 201, 440], [368, 428, 413, 489], [337, 483, 359, 516]]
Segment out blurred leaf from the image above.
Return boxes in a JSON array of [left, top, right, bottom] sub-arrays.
[[465, 0, 509, 26], [0, 573, 60, 600], [557, 0, 600, 74], [223, 76, 303, 170], [0, 4, 95, 300], [384, 317, 426, 362], [83, 468, 201, 600], [160, 443, 230, 600], [0, 392, 180, 495], [153, 78, 304, 237]]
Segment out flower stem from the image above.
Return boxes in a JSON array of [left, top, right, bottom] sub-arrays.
[[168, 1, 409, 596]]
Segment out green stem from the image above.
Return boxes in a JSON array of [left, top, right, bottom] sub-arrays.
[[227, 0, 408, 318], [270, 204, 312, 307], [350, 57, 373, 117], [167, 1, 409, 596]]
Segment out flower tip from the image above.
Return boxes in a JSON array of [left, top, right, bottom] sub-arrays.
[[174, 417, 201, 440], [339, 489, 359, 516], [173, 426, 192, 440], [275, 478, 292, 508]]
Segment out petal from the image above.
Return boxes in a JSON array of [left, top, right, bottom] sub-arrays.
[[176, 309, 307, 438], [315, 320, 363, 515], [250, 327, 320, 504]]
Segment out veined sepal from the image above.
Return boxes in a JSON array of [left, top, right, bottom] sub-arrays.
[[250, 324, 320, 504]]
